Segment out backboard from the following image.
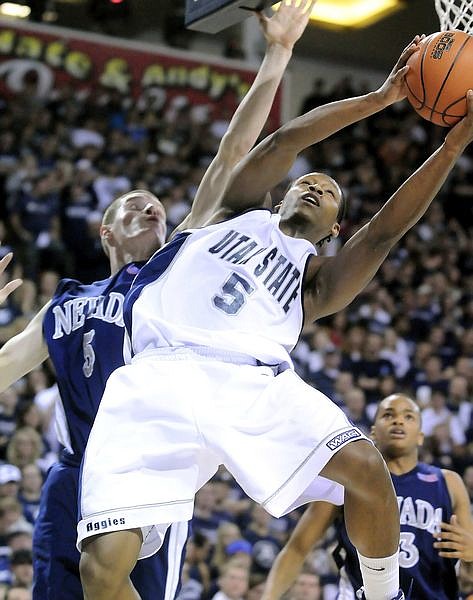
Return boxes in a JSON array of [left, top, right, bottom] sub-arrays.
[[185, 0, 275, 34]]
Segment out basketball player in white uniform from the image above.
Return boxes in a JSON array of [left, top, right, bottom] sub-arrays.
[[2, 2, 315, 597], [77, 36, 473, 600]]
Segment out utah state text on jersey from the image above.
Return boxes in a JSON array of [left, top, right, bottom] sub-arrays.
[[209, 230, 302, 313], [52, 292, 125, 339]]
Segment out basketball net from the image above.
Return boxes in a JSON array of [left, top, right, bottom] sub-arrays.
[[435, 0, 473, 32]]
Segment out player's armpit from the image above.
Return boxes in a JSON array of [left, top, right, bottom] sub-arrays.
[[303, 226, 391, 322]]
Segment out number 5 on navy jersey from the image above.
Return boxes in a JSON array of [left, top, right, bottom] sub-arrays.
[[82, 329, 96, 378]]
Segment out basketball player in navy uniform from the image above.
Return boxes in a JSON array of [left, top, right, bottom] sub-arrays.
[[261, 394, 473, 600], [75, 35, 456, 600], [0, 3, 315, 597], [1, 189, 184, 600]]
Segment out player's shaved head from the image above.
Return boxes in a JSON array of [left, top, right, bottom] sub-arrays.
[[374, 394, 421, 423], [102, 197, 123, 227]]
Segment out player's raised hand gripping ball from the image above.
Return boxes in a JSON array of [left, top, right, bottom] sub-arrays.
[[404, 30, 473, 126]]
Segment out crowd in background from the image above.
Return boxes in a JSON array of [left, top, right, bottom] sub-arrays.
[[0, 67, 471, 600]]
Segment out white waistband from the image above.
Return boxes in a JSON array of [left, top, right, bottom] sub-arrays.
[[131, 345, 277, 368]]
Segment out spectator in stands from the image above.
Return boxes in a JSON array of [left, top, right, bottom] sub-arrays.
[[9, 549, 33, 589], [0, 465, 21, 500], [342, 388, 372, 435], [350, 332, 395, 405], [212, 560, 249, 600], [287, 571, 322, 600], [243, 505, 281, 574], [6, 428, 43, 472], [0, 392, 18, 458], [182, 531, 211, 598], [9, 173, 63, 280], [212, 522, 243, 577], [193, 485, 225, 545], [306, 345, 341, 399], [18, 464, 42, 525]]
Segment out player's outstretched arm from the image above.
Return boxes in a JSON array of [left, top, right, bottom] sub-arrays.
[[0, 252, 22, 305], [218, 35, 422, 213], [0, 302, 50, 392], [261, 502, 338, 600], [304, 90, 473, 322], [177, 0, 315, 231]]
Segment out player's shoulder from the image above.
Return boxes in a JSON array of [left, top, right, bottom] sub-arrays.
[[52, 277, 84, 299], [413, 462, 445, 480], [441, 468, 471, 513], [54, 263, 142, 300], [54, 276, 109, 297], [441, 468, 465, 491]]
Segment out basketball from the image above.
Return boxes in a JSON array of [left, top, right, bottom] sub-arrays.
[[404, 30, 473, 127]]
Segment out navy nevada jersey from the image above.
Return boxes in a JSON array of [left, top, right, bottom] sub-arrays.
[[43, 262, 143, 461], [334, 463, 458, 600]]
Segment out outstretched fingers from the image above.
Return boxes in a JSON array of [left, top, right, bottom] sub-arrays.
[[0, 251, 13, 275], [0, 252, 23, 305], [396, 34, 425, 70], [259, 0, 315, 49]]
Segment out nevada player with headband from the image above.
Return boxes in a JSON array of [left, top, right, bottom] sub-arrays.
[[0, 2, 316, 597], [74, 36, 452, 600], [261, 394, 473, 600]]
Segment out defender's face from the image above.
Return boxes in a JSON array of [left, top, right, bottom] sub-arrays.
[[281, 173, 342, 235], [114, 190, 167, 253], [372, 395, 423, 458]]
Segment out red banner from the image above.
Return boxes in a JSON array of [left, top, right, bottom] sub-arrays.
[[0, 18, 282, 127]]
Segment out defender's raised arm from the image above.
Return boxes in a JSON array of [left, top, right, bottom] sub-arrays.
[[178, 0, 315, 231]]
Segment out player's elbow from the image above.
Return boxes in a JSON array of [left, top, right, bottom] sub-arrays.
[[286, 539, 311, 564], [0, 348, 14, 392], [367, 215, 404, 249], [271, 126, 301, 153], [218, 130, 258, 168]]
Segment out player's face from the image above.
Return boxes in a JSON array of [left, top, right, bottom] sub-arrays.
[[280, 173, 342, 241], [114, 190, 167, 253], [371, 395, 423, 459]]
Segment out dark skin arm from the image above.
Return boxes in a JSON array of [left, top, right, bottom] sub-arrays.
[[261, 502, 339, 600], [304, 91, 473, 322], [210, 36, 422, 222]]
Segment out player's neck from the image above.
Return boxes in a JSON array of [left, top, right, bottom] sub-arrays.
[[279, 216, 319, 242], [385, 452, 418, 476], [109, 248, 150, 275]]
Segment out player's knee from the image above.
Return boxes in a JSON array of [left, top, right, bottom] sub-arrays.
[[344, 442, 390, 494], [324, 440, 389, 492]]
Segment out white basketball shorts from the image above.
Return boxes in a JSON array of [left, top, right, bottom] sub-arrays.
[[77, 348, 368, 556]]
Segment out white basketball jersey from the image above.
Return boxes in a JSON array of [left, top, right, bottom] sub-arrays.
[[124, 210, 316, 367]]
